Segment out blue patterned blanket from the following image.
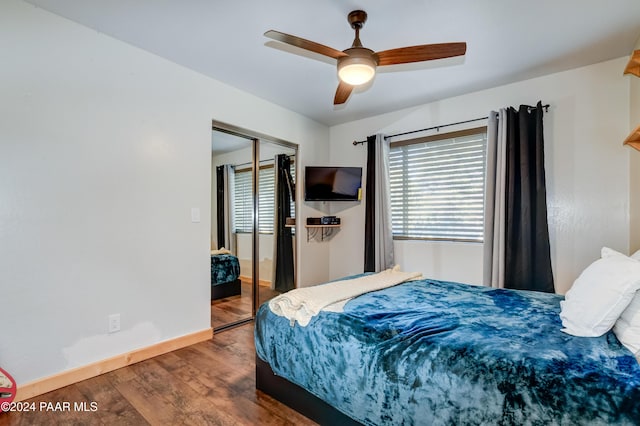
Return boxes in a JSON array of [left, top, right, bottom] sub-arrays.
[[210, 254, 240, 286], [255, 278, 640, 425]]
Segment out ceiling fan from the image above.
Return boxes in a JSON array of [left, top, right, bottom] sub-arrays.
[[265, 10, 467, 105]]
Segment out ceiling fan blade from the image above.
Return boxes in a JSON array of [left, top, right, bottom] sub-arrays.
[[265, 30, 348, 60], [334, 81, 354, 105], [375, 42, 467, 66]]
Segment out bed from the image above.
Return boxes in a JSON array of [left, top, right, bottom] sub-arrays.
[[210, 253, 241, 300], [255, 276, 640, 425]]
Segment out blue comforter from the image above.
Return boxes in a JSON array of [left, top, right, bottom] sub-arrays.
[[210, 254, 240, 285], [255, 278, 640, 425]]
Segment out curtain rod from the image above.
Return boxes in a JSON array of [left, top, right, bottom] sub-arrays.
[[232, 154, 294, 169], [232, 159, 272, 168], [352, 104, 550, 146]]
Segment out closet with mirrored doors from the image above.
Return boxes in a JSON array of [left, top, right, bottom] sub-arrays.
[[210, 121, 298, 332]]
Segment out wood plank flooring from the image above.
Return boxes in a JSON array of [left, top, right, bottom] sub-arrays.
[[211, 281, 280, 330], [0, 324, 317, 426]]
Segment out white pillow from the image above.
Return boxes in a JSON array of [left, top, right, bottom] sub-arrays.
[[560, 247, 640, 337], [601, 246, 629, 259], [614, 293, 640, 356], [612, 248, 640, 356]]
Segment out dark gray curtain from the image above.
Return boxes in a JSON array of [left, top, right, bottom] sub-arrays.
[[364, 135, 377, 272], [273, 154, 295, 292], [215, 165, 226, 248], [504, 102, 555, 293]]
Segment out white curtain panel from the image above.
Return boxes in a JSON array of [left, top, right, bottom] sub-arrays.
[[373, 134, 395, 271], [483, 110, 507, 288]]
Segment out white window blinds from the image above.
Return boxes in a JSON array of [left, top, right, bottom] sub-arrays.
[[233, 161, 295, 234], [233, 168, 253, 233], [389, 128, 487, 242], [258, 167, 275, 234]]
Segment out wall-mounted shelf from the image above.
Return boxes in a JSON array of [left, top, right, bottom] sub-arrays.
[[624, 51, 640, 152], [624, 124, 640, 151], [624, 50, 640, 77], [304, 225, 340, 242]]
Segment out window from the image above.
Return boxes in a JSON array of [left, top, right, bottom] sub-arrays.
[[389, 127, 487, 242], [233, 163, 295, 234], [233, 167, 253, 233]]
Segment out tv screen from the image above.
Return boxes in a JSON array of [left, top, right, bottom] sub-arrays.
[[305, 166, 362, 201]]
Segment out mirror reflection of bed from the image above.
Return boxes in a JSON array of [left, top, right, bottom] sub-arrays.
[[210, 258, 280, 329], [211, 127, 297, 331]]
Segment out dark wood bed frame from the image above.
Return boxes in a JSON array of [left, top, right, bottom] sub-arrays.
[[211, 278, 241, 300], [255, 356, 362, 425]]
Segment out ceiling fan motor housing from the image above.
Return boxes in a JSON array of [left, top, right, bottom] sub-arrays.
[[348, 10, 368, 29], [337, 47, 377, 85]]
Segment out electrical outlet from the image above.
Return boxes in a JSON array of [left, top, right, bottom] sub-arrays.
[[108, 314, 121, 333]]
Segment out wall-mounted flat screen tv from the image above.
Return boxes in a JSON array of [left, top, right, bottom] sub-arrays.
[[304, 166, 362, 201]]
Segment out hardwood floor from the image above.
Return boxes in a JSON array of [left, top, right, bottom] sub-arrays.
[[211, 281, 280, 330], [0, 324, 316, 426]]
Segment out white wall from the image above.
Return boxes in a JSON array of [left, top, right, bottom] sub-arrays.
[[329, 57, 632, 294], [0, 0, 329, 386], [629, 38, 640, 254]]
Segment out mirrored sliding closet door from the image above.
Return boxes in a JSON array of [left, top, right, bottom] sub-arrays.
[[210, 122, 298, 332]]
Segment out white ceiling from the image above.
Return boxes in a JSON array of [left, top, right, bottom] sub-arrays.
[[211, 130, 251, 156], [24, 0, 640, 126]]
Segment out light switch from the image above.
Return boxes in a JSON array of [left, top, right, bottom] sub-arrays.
[[191, 207, 201, 223]]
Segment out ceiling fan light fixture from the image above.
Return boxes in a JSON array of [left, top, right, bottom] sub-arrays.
[[265, 9, 467, 105], [337, 52, 377, 85]]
